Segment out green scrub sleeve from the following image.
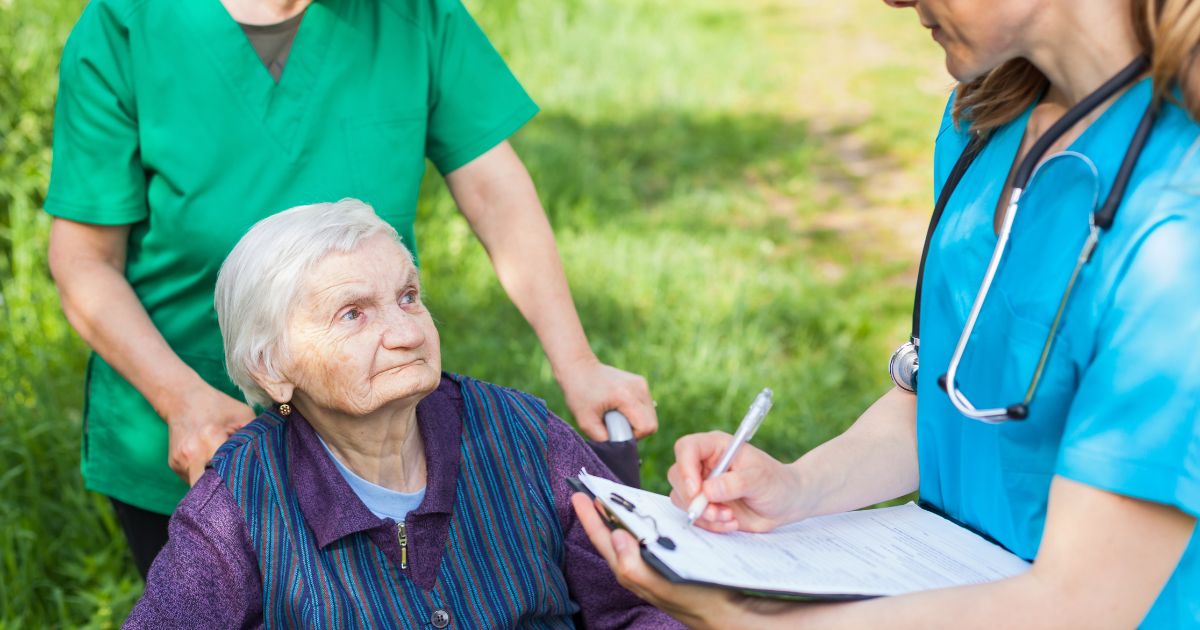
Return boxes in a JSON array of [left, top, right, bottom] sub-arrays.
[[1058, 213, 1200, 519], [44, 1, 148, 225], [424, 0, 539, 175]]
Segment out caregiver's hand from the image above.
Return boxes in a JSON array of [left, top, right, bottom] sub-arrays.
[[163, 382, 256, 485], [570, 492, 741, 630], [557, 356, 657, 441], [667, 431, 808, 533]]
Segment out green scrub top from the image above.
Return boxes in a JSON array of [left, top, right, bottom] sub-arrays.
[[45, 0, 538, 514], [919, 81, 1200, 627]]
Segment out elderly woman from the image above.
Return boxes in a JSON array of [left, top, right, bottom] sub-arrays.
[[123, 199, 678, 629]]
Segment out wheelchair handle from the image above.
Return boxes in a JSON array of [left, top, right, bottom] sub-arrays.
[[603, 410, 635, 442]]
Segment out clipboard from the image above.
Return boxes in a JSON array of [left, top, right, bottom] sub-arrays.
[[568, 476, 852, 601], [569, 471, 1031, 601]]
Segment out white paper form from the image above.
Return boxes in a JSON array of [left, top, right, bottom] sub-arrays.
[[578, 471, 1030, 598]]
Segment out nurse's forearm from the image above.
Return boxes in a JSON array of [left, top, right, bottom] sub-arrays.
[[733, 478, 1195, 629], [789, 388, 919, 519], [48, 219, 213, 420], [445, 142, 596, 373], [730, 569, 1051, 629]]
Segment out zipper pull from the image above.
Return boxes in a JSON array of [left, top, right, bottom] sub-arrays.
[[397, 521, 408, 570]]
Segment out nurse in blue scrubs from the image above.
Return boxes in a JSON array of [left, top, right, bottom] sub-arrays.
[[573, 0, 1200, 627]]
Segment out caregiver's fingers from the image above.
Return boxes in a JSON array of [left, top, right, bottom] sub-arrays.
[[611, 528, 663, 591], [667, 484, 740, 532], [671, 432, 735, 504], [570, 493, 660, 603]]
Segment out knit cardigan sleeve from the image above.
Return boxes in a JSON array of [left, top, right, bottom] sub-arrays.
[[123, 470, 262, 629]]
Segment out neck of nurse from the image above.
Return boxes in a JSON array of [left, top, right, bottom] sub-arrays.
[[220, 0, 311, 25], [299, 397, 429, 493], [1025, 3, 1141, 108]]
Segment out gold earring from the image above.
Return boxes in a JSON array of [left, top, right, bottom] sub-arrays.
[[278, 402, 292, 416]]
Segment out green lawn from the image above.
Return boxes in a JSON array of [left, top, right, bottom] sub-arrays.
[[0, 0, 947, 625]]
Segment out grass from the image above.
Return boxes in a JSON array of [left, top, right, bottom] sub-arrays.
[[0, 0, 947, 625]]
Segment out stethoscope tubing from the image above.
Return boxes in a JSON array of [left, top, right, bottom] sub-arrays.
[[942, 187, 1025, 423], [941, 151, 1101, 423], [916, 56, 1155, 422]]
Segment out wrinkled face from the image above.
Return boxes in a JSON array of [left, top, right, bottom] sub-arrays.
[[885, 0, 1041, 81], [279, 233, 442, 417]]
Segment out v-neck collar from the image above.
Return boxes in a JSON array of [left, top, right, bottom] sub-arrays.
[[999, 77, 1153, 202], [954, 104, 1033, 243], [1028, 77, 1153, 190], [179, 0, 337, 158], [945, 76, 1152, 260], [286, 374, 464, 589], [962, 77, 1152, 242]]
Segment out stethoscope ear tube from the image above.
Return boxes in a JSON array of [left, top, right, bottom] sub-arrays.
[[1095, 103, 1158, 229], [939, 187, 1028, 423], [934, 376, 1029, 419]]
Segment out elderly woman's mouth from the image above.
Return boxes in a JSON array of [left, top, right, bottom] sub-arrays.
[[375, 359, 428, 376]]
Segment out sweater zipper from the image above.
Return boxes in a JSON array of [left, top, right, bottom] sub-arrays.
[[397, 521, 408, 570]]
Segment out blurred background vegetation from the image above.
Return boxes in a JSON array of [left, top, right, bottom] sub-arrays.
[[0, 0, 947, 625]]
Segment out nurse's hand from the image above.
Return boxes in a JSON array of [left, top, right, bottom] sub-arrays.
[[667, 432, 808, 533], [163, 383, 256, 485], [557, 356, 657, 441], [570, 492, 744, 629]]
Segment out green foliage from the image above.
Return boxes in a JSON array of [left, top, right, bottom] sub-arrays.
[[0, 0, 946, 625], [1, 0, 144, 626]]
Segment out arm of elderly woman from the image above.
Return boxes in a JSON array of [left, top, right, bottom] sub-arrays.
[[444, 141, 658, 442], [543, 416, 684, 629], [574, 478, 1196, 629], [123, 471, 262, 629]]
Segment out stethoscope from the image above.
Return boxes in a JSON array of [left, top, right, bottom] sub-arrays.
[[888, 55, 1158, 423]]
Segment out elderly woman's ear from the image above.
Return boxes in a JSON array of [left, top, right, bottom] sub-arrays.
[[251, 365, 295, 405]]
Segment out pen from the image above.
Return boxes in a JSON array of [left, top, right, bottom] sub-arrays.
[[686, 388, 774, 526]]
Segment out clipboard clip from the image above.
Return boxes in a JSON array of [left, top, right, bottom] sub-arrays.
[[609, 493, 676, 551]]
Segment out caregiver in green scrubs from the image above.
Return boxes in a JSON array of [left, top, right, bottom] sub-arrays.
[[44, 0, 657, 577]]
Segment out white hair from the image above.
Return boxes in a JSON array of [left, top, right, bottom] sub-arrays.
[[214, 198, 413, 407]]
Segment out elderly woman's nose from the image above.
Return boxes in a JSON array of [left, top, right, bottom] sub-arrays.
[[377, 304, 426, 348]]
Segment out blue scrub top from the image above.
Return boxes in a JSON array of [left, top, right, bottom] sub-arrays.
[[919, 80, 1200, 628]]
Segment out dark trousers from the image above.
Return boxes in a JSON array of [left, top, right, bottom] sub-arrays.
[[109, 497, 171, 579]]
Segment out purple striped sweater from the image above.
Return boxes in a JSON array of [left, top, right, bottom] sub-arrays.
[[124, 374, 680, 629]]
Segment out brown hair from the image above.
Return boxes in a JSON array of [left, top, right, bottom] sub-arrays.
[[952, 0, 1200, 135]]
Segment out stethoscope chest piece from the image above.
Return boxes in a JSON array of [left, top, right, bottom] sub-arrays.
[[889, 340, 919, 393]]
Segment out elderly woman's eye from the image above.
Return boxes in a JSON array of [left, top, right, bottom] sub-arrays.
[[400, 290, 419, 306], [340, 308, 363, 321]]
